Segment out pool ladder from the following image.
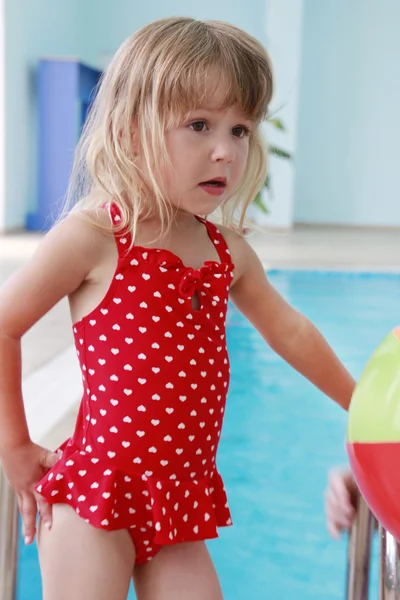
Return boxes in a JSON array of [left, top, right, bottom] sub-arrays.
[[0, 469, 18, 600], [1, 469, 400, 600], [346, 493, 400, 599]]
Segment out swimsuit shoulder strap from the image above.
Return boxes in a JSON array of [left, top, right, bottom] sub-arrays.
[[196, 217, 233, 265]]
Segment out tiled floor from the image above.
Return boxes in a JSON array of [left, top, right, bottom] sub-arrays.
[[1, 224, 400, 446], [248, 225, 400, 271], [1, 233, 73, 377]]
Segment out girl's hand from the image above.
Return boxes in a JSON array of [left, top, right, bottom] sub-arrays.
[[325, 468, 358, 538], [1, 441, 60, 544]]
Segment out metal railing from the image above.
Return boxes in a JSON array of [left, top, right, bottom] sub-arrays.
[[346, 493, 400, 599], [0, 468, 18, 600]]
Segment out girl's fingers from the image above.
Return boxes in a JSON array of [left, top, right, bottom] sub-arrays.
[[325, 484, 355, 538], [19, 492, 38, 544], [36, 494, 53, 530], [40, 450, 60, 470], [329, 471, 351, 503]]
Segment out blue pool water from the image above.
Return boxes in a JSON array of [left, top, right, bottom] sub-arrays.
[[17, 270, 400, 599]]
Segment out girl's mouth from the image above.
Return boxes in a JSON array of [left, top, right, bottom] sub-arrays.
[[199, 178, 227, 196]]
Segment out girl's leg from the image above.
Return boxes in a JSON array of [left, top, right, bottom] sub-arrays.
[[37, 503, 135, 600], [133, 541, 224, 600]]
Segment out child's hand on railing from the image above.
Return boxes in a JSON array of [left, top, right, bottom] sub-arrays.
[[325, 468, 358, 538], [0, 441, 60, 544]]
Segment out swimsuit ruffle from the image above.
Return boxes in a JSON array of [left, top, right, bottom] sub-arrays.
[[36, 443, 233, 546]]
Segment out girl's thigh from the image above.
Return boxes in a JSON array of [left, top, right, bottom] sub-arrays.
[[133, 541, 223, 600], [37, 503, 135, 600]]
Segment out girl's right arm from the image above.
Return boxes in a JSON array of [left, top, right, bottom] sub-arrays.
[[0, 211, 108, 543]]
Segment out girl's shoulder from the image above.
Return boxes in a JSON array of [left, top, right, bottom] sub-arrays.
[[212, 222, 253, 283], [26, 200, 118, 298], [213, 222, 242, 245], [0, 202, 116, 339], [50, 204, 114, 255]]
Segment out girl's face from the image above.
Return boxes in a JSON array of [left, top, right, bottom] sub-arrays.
[[162, 82, 254, 217]]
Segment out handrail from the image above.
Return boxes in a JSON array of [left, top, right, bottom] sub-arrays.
[[379, 525, 400, 599], [0, 466, 18, 600], [346, 492, 375, 599], [346, 492, 400, 599]]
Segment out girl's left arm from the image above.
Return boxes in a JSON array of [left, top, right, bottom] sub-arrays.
[[226, 232, 355, 411]]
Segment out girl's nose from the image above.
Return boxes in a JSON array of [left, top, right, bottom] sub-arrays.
[[210, 137, 235, 163]]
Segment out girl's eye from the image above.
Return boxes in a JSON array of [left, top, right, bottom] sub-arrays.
[[232, 126, 250, 138], [190, 121, 207, 132]]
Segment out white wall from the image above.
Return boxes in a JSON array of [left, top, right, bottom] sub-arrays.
[[256, 0, 303, 229], [0, 0, 5, 231], [82, 0, 268, 69], [294, 0, 400, 226], [4, 0, 84, 230]]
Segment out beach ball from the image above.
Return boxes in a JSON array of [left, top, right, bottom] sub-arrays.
[[347, 327, 400, 540]]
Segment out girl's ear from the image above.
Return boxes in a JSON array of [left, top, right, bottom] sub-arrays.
[[117, 121, 139, 156]]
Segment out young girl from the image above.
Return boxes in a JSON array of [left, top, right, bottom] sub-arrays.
[[0, 16, 355, 600]]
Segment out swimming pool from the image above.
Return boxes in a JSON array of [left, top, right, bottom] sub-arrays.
[[18, 270, 399, 599]]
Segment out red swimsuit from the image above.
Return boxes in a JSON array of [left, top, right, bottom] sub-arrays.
[[36, 204, 234, 563]]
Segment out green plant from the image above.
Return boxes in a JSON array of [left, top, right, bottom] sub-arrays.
[[253, 118, 292, 214]]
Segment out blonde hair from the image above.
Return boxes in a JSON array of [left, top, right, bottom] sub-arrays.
[[65, 17, 274, 240]]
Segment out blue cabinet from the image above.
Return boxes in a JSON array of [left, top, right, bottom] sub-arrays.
[[27, 59, 102, 231]]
